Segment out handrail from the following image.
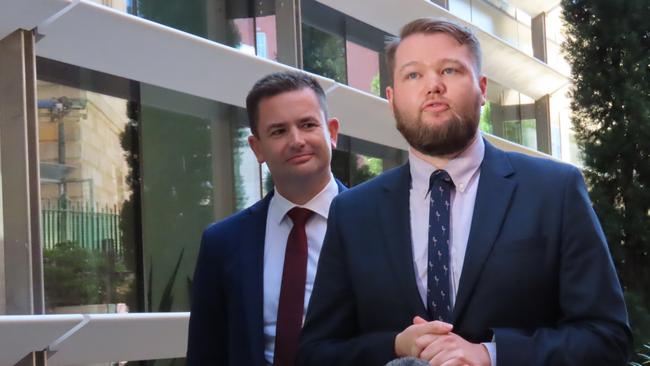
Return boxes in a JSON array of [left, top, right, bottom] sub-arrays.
[[0, 312, 189, 366]]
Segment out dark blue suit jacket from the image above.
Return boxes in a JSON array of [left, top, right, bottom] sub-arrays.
[[187, 180, 346, 366], [299, 140, 631, 366]]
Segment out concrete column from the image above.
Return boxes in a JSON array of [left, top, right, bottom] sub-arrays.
[[531, 13, 547, 63], [378, 52, 389, 98], [275, 0, 303, 67], [0, 29, 45, 366], [535, 95, 552, 154], [0, 29, 44, 316], [211, 114, 236, 222]]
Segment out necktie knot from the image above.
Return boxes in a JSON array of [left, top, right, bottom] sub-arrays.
[[429, 169, 454, 192], [288, 207, 313, 227]]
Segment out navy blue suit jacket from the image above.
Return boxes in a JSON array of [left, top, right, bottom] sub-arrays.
[[187, 180, 346, 366], [299, 141, 631, 366]]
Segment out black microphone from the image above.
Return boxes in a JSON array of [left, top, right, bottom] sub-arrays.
[[385, 357, 430, 366]]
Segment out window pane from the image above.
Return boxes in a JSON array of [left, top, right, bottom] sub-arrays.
[[139, 85, 254, 313], [233, 18, 256, 55], [134, 0, 275, 51], [38, 80, 138, 314], [302, 23, 347, 83], [233, 127, 261, 211], [256, 15, 277, 61], [332, 135, 406, 187], [346, 41, 380, 96], [486, 79, 538, 150]]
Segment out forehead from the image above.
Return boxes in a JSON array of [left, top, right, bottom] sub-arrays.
[[394, 32, 474, 68], [257, 88, 323, 124]]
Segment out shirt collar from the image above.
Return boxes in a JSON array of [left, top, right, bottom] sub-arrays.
[[408, 134, 485, 194], [269, 174, 338, 225]]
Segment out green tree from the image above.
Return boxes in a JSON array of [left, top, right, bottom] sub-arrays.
[[479, 101, 493, 134], [562, 0, 650, 353], [302, 23, 347, 83], [44, 241, 129, 308], [371, 73, 381, 97]]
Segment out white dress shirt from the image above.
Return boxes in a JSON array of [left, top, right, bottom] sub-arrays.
[[409, 136, 497, 365], [409, 136, 483, 306], [262, 175, 338, 364]]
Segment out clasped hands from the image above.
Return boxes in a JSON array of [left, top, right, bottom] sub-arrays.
[[394, 316, 491, 366]]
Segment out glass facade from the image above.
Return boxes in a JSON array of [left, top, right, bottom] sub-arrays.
[[33, 56, 406, 322]]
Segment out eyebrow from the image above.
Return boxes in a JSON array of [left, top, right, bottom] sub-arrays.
[[265, 122, 287, 132], [264, 115, 320, 133], [397, 58, 467, 73], [397, 61, 419, 73]]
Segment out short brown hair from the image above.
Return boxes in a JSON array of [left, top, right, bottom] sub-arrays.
[[246, 71, 328, 136], [385, 17, 482, 84]]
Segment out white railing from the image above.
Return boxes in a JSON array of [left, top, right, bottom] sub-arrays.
[[0, 312, 189, 366]]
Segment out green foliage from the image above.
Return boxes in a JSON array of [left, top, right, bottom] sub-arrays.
[[44, 241, 129, 308], [351, 155, 383, 186], [264, 169, 275, 195], [479, 101, 493, 134], [562, 0, 650, 354], [302, 23, 347, 83], [233, 126, 251, 211], [630, 343, 650, 366], [156, 248, 185, 312], [370, 73, 381, 97]]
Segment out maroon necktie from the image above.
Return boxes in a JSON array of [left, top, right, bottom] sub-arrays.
[[274, 207, 313, 366]]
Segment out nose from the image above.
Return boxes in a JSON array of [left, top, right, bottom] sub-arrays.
[[288, 126, 306, 148], [426, 74, 445, 95]]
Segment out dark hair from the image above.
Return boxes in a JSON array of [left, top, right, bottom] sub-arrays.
[[245, 71, 328, 136], [385, 17, 482, 84]]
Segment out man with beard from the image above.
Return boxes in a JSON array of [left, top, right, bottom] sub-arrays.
[[298, 18, 631, 366]]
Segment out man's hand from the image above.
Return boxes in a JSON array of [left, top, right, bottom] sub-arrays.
[[417, 332, 491, 366], [395, 316, 453, 358]]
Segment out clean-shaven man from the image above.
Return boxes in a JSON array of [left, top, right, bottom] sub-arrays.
[[188, 71, 345, 366]]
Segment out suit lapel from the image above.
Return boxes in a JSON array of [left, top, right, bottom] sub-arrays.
[[452, 141, 516, 323], [379, 164, 429, 318], [239, 194, 272, 363]]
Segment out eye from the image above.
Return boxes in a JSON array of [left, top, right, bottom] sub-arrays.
[[301, 120, 320, 129], [303, 122, 317, 129], [405, 71, 420, 80], [442, 67, 457, 75], [269, 128, 285, 136]]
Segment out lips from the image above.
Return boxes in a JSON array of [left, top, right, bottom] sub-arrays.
[[422, 100, 450, 113], [287, 153, 314, 164]]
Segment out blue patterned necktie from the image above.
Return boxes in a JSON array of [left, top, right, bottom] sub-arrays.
[[427, 169, 454, 322]]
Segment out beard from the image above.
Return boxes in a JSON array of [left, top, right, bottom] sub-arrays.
[[394, 100, 480, 156]]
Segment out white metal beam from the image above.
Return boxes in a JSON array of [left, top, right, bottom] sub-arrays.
[[508, 0, 561, 16], [46, 312, 189, 365], [0, 314, 83, 366], [0, 0, 69, 40]]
